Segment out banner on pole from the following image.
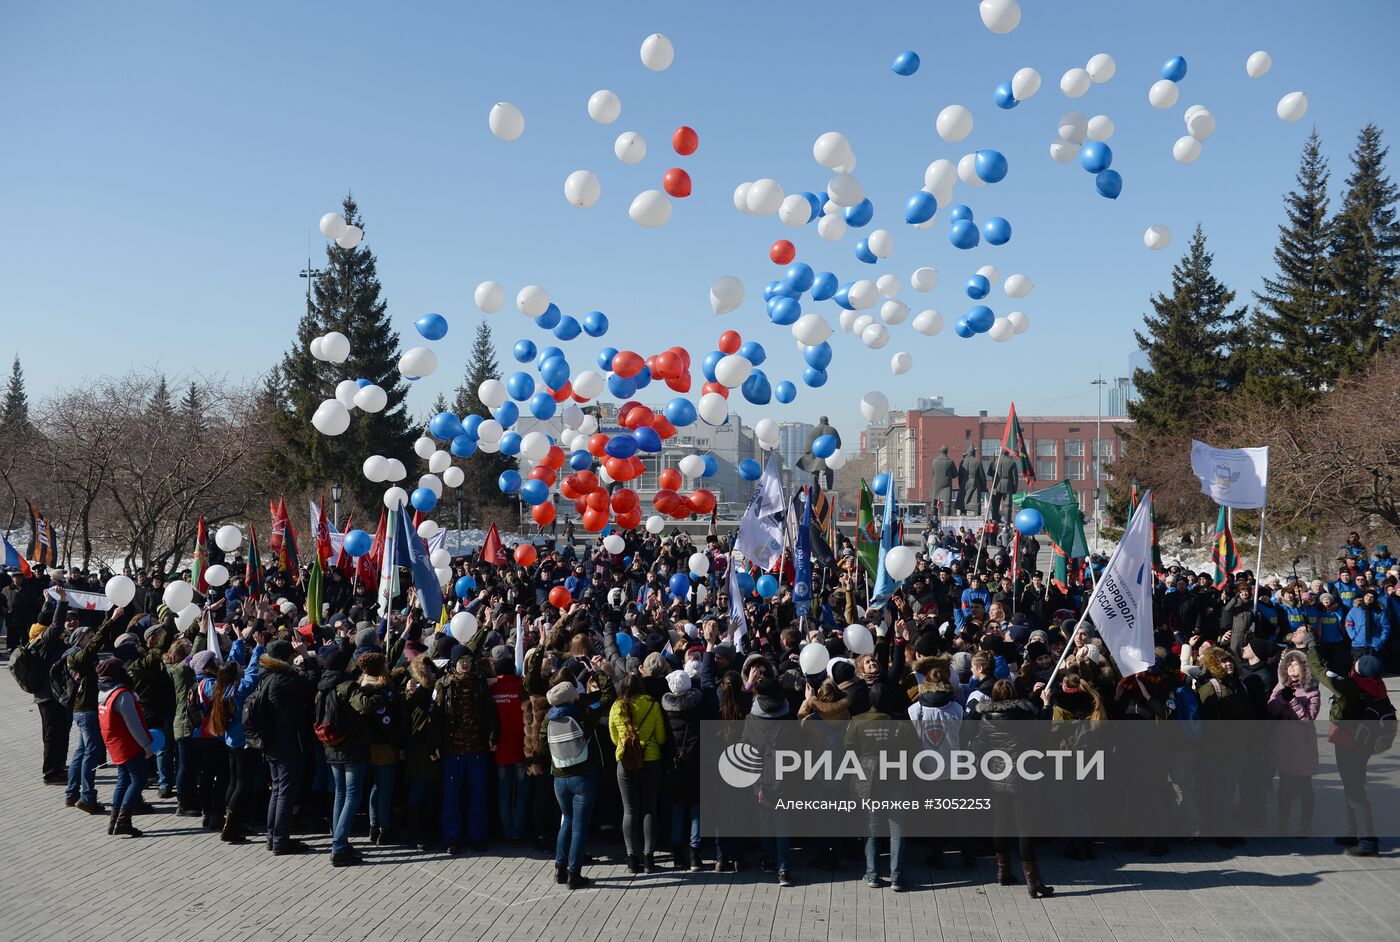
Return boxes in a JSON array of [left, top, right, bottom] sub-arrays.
[[1190, 441, 1269, 509]]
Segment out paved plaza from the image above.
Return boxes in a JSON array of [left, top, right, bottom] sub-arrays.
[[1, 672, 1397, 942]]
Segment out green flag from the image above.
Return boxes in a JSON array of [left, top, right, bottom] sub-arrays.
[[1013, 480, 1086, 585], [1210, 506, 1239, 589], [855, 479, 878, 578], [1000, 402, 1036, 484], [306, 554, 323, 628]]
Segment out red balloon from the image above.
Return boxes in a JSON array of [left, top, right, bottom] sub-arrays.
[[549, 381, 573, 402], [548, 585, 571, 608], [652, 488, 681, 515], [653, 351, 680, 379], [574, 469, 598, 492], [670, 496, 695, 520], [611, 350, 645, 378], [658, 468, 681, 491], [669, 346, 692, 370], [611, 488, 640, 514], [532, 502, 557, 527], [542, 445, 565, 470], [701, 381, 729, 399], [627, 456, 646, 478], [603, 455, 634, 481], [573, 496, 589, 516], [672, 126, 699, 156], [770, 240, 796, 265], [718, 330, 742, 354], [560, 475, 584, 500], [585, 489, 611, 512], [689, 488, 717, 515], [514, 544, 538, 567], [663, 167, 692, 198], [529, 465, 556, 486], [619, 402, 653, 429], [582, 508, 609, 532], [588, 433, 609, 457], [616, 509, 642, 531], [652, 415, 676, 439], [665, 373, 691, 393]]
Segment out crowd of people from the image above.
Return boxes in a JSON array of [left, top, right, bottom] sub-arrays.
[[3, 518, 1394, 894]]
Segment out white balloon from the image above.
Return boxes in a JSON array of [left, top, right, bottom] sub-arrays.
[[203, 564, 230, 589], [476, 438, 500, 454], [577, 415, 598, 435], [1149, 79, 1180, 109], [924, 160, 957, 195], [778, 193, 812, 227], [710, 275, 745, 315], [838, 308, 861, 333], [689, 552, 710, 577], [880, 300, 910, 325], [163, 580, 194, 611], [564, 170, 601, 208], [476, 419, 503, 444], [478, 378, 507, 409], [679, 454, 707, 478], [988, 317, 1015, 342], [1060, 68, 1091, 98], [912, 309, 945, 336], [977, 265, 1001, 285], [488, 102, 525, 140], [474, 280, 504, 314], [799, 642, 831, 676], [890, 352, 913, 374], [428, 449, 451, 474], [334, 379, 359, 410], [335, 226, 363, 249], [978, 0, 1021, 33], [400, 346, 437, 379], [850, 314, 876, 337], [435, 566, 453, 587], [817, 214, 847, 241], [714, 354, 753, 388], [824, 448, 847, 472], [442, 466, 464, 488], [746, 178, 784, 215], [363, 455, 388, 482], [1004, 274, 1034, 298], [1008, 310, 1030, 334], [429, 547, 451, 569], [354, 384, 387, 413], [1186, 109, 1216, 141], [813, 131, 853, 169], [885, 545, 916, 580], [516, 285, 550, 318], [849, 280, 878, 310], [1173, 136, 1202, 164], [876, 274, 901, 298], [861, 322, 890, 349], [1058, 112, 1088, 144], [867, 229, 893, 258], [957, 153, 985, 187], [414, 437, 436, 459], [911, 267, 938, 292], [603, 534, 626, 555], [844, 623, 875, 656], [614, 130, 647, 164], [1144, 225, 1172, 251], [640, 32, 674, 71], [418, 519, 440, 539], [175, 603, 202, 632], [732, 182, 753, 214], [319, 212, 347, 239], [520, 432, 550, 461], [586, 89, 621, 124], [418, 473, 443, 498], [384, 458, 406, 482], [936, 105, 973, 143], [1086, 53, 1117, 84], [826, 173, 864, 207], [572, 370, 605, 400], [754, 418, 779, 448], [1246, 50, 1272, 79], [309, 336, 325, 360], [105, 574, 136, 606], [321, 331, 350, 363], [312, 399, 351, 436], [645, 515, 665, 534], [792, 313, 833, 345], [449, 611, 479, 643], [1087, 115, 1115, 141], [1277, 92, 1308, 122], [628, 189, 671, 227], [212, 524, 242, 553], [383, 486, 409, 511], [562, 404, 585, 429], [1011, 68, 1041, 101], [1049, 140, 1077, 163]]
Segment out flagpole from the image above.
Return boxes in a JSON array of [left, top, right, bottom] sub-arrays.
[[1251, 503, 1267, 614]]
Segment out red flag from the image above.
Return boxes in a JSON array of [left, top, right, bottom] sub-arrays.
[[357, 511, 386, 591], [481, 523, 509, 566], [310, 498, 332, 568], [270, 497, 301, 582], [335, 513, 357, 579], [246, 522, 265, 600]]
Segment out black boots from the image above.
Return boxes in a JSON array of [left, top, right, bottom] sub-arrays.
[[627, 854, 643, 874], [1022, 861, 1054, 898], [555, 865, 569, 884], [567, 869, 590, 889], [995, 852, 1016, 885], [220, 811, 247, 844], [113, 808, 142, 838], [644, 853, 657, 874]]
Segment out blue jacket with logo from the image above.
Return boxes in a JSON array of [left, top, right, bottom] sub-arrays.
[[1344, 603, 1390, 653]]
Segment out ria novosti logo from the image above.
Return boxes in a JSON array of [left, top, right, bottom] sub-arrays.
[[717, 742, 763, 789]]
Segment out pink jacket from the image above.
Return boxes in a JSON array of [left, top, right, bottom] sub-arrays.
[[1267, 678, 1320, 777]]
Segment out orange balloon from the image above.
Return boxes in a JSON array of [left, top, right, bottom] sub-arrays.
[[770, 240, 796, 265], [689, 488, 717, 515], [718, 330, 742, 354], [611, 488, 640, 513], [611, 350, 645, 378], [532, 502, 557, 526], [658, 468, 681, 491], [548, 585, 571, 608], [585, 489, 611, 512], [541, 445, 565, 470], [616, 509, 642, 530], [550, 381, 573, 402], [588, 433, 609, 457], [582, 508, 609, 532], [701, 381, 729, 399], [514, 544, 538, 567]]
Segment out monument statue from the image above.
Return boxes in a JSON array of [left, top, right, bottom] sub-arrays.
[[931, 446, 958, 515], [990, 453, 1020, 523], [956, 445, 987, 515], [797, 416, 841, 489]]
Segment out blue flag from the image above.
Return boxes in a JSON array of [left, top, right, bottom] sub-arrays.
[[793, 487, 813, 620], [395, 501, 444, 622], [869, 486, 900, 609]]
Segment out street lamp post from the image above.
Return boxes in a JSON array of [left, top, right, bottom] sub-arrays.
[[1090, 376, 1106, 552], [331, 482, 343, 529]]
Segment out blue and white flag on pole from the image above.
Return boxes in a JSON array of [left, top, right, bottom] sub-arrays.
[[736, 452, 785, 570], [869, 486, 900, 610], [395, 502, 444, 623], [727, 551, 748, 652], [1085, 489, 1156, 676], [793, 488, 813, 620]]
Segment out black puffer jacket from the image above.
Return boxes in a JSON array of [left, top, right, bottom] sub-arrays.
[[661, 688, 704, 803], [970, 697, 1040, 794], [257, 654, 315, 762]]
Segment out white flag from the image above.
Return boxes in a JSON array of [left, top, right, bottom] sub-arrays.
[[736, 452, 785, 570], [1190, 440, 1269, 509], [727, 550, 748, 653], [204, 609, 223, 665], [1085, 489, 1156, 676]]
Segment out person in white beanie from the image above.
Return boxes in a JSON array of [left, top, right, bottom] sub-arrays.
[[661, 669, 706, 871]]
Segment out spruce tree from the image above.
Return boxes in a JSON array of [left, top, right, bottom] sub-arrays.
[[1325, 123, 1399, 376], [149, 375, 175, 422], [269, 195, 414, 513], [179, 381, 206, 436], [453, 318, 514, 512], [1245, 130, 1333, 404], [0, 354, 30, 433], [1128, 225, 1248, 438]]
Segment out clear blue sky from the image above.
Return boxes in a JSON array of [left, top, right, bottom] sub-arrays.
[[2, 1, 1397, 440]]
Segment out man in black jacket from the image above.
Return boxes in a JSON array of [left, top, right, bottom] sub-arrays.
[[256, 638, 316, 854], [33, 588, 74, 784]]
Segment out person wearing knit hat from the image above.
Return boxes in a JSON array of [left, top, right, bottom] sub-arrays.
[[97, 656, 153, 837], [661, 666, 704, 870], [489, 640, 528, 844]]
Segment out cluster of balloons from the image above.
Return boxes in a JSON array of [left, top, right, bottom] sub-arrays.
[[1075, 140, 1122, 200], [947, 203, 1010, 250], [1061, 52, 1116, 99], [317, 212, 363, 249], [308, 330, 349, 364], [994, 67, 1041, 109]]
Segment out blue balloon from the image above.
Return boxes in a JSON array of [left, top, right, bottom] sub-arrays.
[[665, 397, 697, 427], [528, 392, 557, 420], [768, 296, 800, 325], [520, 479, 549, 506], [497, 470, 522, 495], [499, 431, 522, 456], [669, 572, 691, 599], [607, 372, 637, 399], [774, 380, 797, 404], [803, 341, 833, 370], [1095, 170, 1122, 200], [966, 275, 991, 300], [1080, 141, 1112, 174], [854, 239, 877, 264], [975, 149, 1008, 184], [537, 303, 562, 330], [538, 346, 565, 363], [454, 575, 475, 598], [701, 454, 718, 477], [614, 632, 633, 658], [597, 347, 619, 371], [756, 574, 778, 598], [737, 571, 756, 595], [784, 262, 815, 293], [569, 450, 592, 471], [844, 198, 874, 228], [355, 377, 372, 388], [634, 426, 662, 452], [512, 339, 537, 363], [739, 458, 762, 481], [954, 317, 975, 339], [812, 434, 837, 459], [582, 310, 609, 337], [416, 313, 449, 341], [967, 305, 995, 333], [833, 283, 855, 310], [493, 401, 519, 428], [701, 350, 723, 383], [872, 473, 891, 496], [450, 434, 478, 458], [762, 280, 782, 302], [149, 728, 166, 754], [552, 315, 581, 341], [949, 204, 974, 223], [905, 190, 938, 224], [741, 369, 771, 405], [1161, 56, 1187, 82], [811, 271, 838, 301], [1015, 507, 1045, 536], [983, 217, 1012, 245], [461, 414, 483, 440], [429, 412, 464, 440], [891, 50, 920, 75], [506, 371, 535, 401], [993, 81, 1018, 110], [803, 366, 829, 388], [949, 219, 980, 249], [738, 341, 767, 365], [343, 529, 373, 557], [410, 487, 438, 512], [539, 356, 571, 391], [801, 191, 823, 219]]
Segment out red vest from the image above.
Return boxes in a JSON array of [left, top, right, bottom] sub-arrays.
[[98, 686, 148, 766]]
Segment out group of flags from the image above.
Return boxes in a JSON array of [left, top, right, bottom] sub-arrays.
[[1, 500, 56, 576]]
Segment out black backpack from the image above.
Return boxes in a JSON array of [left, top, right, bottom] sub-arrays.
[[49, 648, 81, 709], [1356, 692, 1397, 756], [8, 639, 48, 696], [242, 680, 271, 750], [314, 682, 354, 747]]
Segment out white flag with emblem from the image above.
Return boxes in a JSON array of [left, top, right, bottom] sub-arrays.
[[1084, 489, 1156, 676], [1190, 440, 1269, 510]]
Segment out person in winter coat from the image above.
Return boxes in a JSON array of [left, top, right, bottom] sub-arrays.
[[255, 639, 315, 855], [399, 654, 440, 852], [741, 673, 794, 887], [164, 639, 202, 817], [1267, 649, 1320, 836], [125, 621, 176, 801], [1344, 589, 1390, 659], [798, 679, 851, 874], [316, 646, 372, 867], [436, 644, 498, 855], [1195, 644, 1251, 845], [1047, 672, 1105, 860], [609, 670, 667, 873], [974, 680, 1053, 898], [489, 646, 528, 844], [30, 591, 74, 785], [203, 633, 265, 844], [356, 652, 400, 846], [64, 606, 125, 814], [662, 668, 707, 871], [96, 657, 153, 838], [847, 682, 914, 892]]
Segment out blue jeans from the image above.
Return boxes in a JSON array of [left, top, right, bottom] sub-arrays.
[[553, 771, 598, 871], [66, 711, 101, 804], [113, 757, 147, 811], [441, 752, 489, 845], [864, 813, 905, 884], [497, 764, 529, 841], [761, 833, 790, 871], [368, 763, 395, 830], [672, 802, 701, 851], [329, 761, 367, 854], [154, 722, 175, 789]]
